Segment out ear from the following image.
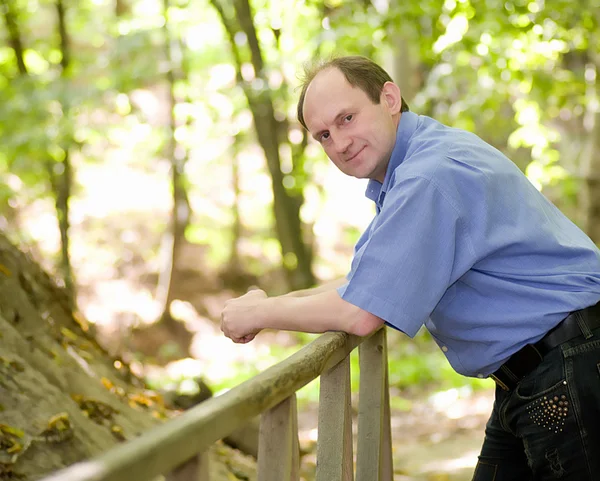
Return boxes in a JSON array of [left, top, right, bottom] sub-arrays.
[[381, 81, 402, 115]]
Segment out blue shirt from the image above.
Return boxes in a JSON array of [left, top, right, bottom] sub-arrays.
[[338, 111, 600, 377]]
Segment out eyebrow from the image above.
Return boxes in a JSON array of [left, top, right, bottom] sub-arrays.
[[311, 109, 349, 141]]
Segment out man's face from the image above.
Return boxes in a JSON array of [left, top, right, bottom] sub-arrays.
[[302, 67, 401, 183]]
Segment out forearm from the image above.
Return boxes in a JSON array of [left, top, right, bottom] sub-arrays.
[[256, 289, 383, 337], [282, 277, 347, 298]]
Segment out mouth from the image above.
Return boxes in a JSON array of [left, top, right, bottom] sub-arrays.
[[345, 146, 365, 163]]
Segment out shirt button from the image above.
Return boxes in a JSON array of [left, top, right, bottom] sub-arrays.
[[441, 346, 448, 352], [477, 373, 485, 379]]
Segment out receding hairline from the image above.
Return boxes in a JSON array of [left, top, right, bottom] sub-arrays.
[[301, 66, 373, 134], [302, 67, 348, 113], [297, 55, 401, 130]]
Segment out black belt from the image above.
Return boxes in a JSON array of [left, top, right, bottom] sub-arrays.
[[490, 301, 600, 391]]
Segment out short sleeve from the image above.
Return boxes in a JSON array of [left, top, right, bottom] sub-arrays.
[[340, 176, 473, 337]]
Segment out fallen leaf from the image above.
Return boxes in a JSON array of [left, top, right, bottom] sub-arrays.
[[47, 413, 70, 431], [60, 327, 78, 342], [0, 426, 24, 439], [110, 425, 126, 441], [5, 443, 21, 454], [73, 311, 89, 332], [101, 377, 114, 390]]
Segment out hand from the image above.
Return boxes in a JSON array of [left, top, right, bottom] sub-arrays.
[[221, 289, 268, 343]]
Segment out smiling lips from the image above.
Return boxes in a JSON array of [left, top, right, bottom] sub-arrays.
[[345, 146, 365, 162]]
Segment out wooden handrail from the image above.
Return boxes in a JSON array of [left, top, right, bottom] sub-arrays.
[[40, 327, 392, 481]]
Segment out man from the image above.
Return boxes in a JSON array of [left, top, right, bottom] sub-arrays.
[[221, 56, 600, 480]]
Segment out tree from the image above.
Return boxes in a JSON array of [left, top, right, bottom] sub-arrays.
[[0, 0, 77, 305], [49, 0, 76, 302], [155, 0, 194, 326], [210, 0, 315, 291], [0, 232, 256, 480]]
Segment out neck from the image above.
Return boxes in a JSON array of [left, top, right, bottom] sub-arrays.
[[373, 158, 389, 184]]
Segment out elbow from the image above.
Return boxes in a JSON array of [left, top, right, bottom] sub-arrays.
[[347, 309, 384, 337]]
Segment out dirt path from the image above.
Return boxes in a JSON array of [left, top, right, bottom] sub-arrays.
[[297, 387, 494, 481]]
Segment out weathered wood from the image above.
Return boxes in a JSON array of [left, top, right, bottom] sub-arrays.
[[40, 330, 373, 481], [166, 452, 209, 481], [257, 395, 299, 481], [356, 329, 393, 481], [315, 354, 354, 481], [381, 355, 393, 480]]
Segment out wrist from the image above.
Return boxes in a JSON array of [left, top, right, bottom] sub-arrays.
[[255, 296, 276, 330]]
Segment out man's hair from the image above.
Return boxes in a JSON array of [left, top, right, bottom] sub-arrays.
[[296, 55, 410, 130]]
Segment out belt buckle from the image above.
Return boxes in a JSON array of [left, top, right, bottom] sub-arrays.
[[489, 373, 510, 391]]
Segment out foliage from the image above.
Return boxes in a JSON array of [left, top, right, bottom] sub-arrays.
[[1, 0, 599, 391]]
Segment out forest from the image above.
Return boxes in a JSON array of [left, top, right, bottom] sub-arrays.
[[1, 0, 599, 479]]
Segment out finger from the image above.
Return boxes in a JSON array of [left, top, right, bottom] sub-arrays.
[[232, 334, 254, 344]]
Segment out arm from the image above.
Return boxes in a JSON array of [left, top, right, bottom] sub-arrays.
[[280, 277, 347, 298], [220, 288, 384, 343]]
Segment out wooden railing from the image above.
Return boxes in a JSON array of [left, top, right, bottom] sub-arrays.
[[41, 328, 392, 481]]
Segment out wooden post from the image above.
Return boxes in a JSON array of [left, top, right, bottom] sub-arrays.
[[356, 329, 393, 481], [381, 359, 393, 479], [166, 451, 209, 481], [257, 394, 300, 481], [316, 354, 354, 481]]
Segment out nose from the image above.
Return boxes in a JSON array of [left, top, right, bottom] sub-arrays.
[[332, 132, 352, 154]]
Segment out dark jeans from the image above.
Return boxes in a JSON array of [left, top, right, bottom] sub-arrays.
[[472, 325, 600, 480]]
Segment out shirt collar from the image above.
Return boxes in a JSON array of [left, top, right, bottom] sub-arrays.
[[364, 111, 419, 207]]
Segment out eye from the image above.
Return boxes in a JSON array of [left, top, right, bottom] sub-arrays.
[[343, 114, 353, 123], [320, 131, 330, 142]]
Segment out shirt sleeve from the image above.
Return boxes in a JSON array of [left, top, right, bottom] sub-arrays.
[[339, 175, 473, 337]]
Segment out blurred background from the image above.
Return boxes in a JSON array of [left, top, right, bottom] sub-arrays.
[[1, 0, 599, 478]]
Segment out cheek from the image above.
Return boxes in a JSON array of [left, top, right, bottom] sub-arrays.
[[323, 148, 342, 166], [370, 125, 395, 152]]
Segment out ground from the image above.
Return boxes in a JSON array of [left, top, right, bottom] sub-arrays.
[[296, 386, 493, 480]]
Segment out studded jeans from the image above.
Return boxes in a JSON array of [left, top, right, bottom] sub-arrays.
[[472, 324, 600, 480]]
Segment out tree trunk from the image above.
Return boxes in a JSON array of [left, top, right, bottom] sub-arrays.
[[2, 0, 75, 301], [115, 0, 130, 17], [229, 133, 243, 268], [156, 0, 192, 327], [53, 0, 75, 302], [210, 0, 315, 291], [391, 33, 420, 105], [0, 0, 27, 235], [0, 0, 27, 75], [0, 233, 257, 480]]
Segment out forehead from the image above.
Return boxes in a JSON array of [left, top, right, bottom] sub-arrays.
[[302, 67, 371, 132]]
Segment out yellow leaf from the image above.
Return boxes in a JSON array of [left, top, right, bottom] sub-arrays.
[[0, 264, 11, 276], [6, 442, 22, 454], [0, 425, 24, 438], [73, 311, 89, 332], [110, 425, 126, 441], [70, 394, 84, 403], [101, 377, 114, 390], [48, 413, 70, 431], [145, 391, 165, 406], [60, 327, 78, 341], [128, 393, 153, 407]]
